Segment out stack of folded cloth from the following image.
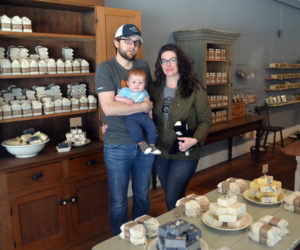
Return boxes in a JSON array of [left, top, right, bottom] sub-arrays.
[[218, 177, 248, 195], [119, 221, 146, 246], [284, 192, 300, 214], [134, 214, 159, 238], [248, 215, 289, 247], [175, 194, 210, 218]]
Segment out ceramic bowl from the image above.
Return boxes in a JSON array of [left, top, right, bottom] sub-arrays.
[[1, 138, 49, 158]]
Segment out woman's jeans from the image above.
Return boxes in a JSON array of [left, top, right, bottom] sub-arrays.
[[155, 157, 198, 211], [104, 143, 154, 235]]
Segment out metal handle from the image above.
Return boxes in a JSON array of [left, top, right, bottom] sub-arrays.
[[87, 160, 96, 166], [32, 172, 44, 180]]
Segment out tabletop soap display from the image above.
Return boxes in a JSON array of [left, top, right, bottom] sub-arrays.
[[243, 164, 285, 205], [202, 192, 252, 231], [248, 215, 289, 247]]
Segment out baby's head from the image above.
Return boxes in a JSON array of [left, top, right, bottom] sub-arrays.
[[127, 69, 146, 93]]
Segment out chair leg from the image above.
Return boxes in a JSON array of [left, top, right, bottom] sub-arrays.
[[280, 130, 284, 147], [263, 131, 269, 147], [272, 131, 276, 154]]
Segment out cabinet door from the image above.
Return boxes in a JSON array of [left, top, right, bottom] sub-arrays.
[[69, 175, 109, 241], [95, 6, 142, 64], [10, 187, 67, 250]]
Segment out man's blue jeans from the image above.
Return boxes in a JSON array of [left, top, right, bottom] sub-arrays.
[[155, 157, 198, 211], [104, 143, 154, 235]]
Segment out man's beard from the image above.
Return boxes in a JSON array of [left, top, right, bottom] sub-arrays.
[[118, 47, 136, 61]]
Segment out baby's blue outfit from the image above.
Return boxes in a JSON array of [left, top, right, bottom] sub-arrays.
[[119, 87, 157, 144]]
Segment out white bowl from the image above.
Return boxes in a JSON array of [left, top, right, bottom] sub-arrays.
[[2, 138, 49, 158]]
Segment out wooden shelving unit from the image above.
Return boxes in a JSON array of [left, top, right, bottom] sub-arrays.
[[174, 29, 240, 123], [0, 1, 142, 249]]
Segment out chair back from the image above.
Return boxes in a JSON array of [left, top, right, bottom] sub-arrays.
[[254, 104, 270, 127]]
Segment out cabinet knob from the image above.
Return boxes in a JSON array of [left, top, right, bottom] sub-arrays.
[[87, 160, 96, 166], [32, 172, 44, 180]]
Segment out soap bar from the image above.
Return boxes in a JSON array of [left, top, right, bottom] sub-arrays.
[[164, 234, 186, 248], [166, 219, 190, 236], [228, 215, 248, 229], [210, 202, 227, 215], [58, 143, 69, 148], [219, 213, 237, 223], [257, 175, 273, 185], [186, 224, 202, 240], [203, 211, 223, 227], [227, 202, 246, 218], [217, 194, 237, 207]]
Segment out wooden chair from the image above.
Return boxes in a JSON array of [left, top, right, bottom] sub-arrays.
[[254, 104, 284, 154]]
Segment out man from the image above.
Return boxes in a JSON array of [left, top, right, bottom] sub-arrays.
[[95, 24, 155, 235]]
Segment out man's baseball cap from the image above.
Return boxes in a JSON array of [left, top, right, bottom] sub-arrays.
[[114, 24, 143, 43]]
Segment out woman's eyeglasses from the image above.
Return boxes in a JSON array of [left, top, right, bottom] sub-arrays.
[[160, 57, 177, 65], [120, 38, 141, 47]]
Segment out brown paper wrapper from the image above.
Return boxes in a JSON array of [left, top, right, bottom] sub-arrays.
[[1, 23, 11, 29], [293, 196, 300, 207], [12, 68, 21, 74], [22, 67, 30, 73], [65, 67, 72, 73], [31, 67, 39, 73], [23, 24, 32, 30], [269, 217, 281, 227], [33, 108, 42, 115], [73, 66, 80, 71], [13, 110, 22, 116], [63, 105, 71, 111], [222, 181, 230, 193], [136, 215, 152, 224], [48, 67, 56, 73], [12, 24, 22, 30], [81, 66, 89, 71], [89, 103, 97, 109], [259, 223, 272, 240], [23, 109, 33, 115], [2, 68, 12, 73], [45, 107, 54, 113], [3, 111, 12, 117], [72, 104, 79, 109], [124, 221, 138, 231]]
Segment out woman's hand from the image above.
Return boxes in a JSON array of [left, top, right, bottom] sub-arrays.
[[178, 137, 198, 152]]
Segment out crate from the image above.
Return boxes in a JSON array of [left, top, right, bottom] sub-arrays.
[[232, 102, 245, 119]]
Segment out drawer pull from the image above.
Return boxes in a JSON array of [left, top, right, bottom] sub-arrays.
[[32, 172, 44, 180], [67, 196, 78, 203], [58, 196, 78, 206], [58, 199, 68, 206], [87, 160, 96, 166]]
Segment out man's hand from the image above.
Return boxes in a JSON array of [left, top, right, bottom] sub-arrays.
[[142, 98, 153, 113]]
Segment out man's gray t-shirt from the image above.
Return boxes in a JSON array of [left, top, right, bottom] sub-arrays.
[[95, 57, 152, 145]]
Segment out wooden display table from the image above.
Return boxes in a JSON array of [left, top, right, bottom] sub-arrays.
[[92, 184, 300, 250], [281, 140, 300, 191]]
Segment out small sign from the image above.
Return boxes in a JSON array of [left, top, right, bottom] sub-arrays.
[[262, 164, 268, 175], [70, 117, 82, 128]]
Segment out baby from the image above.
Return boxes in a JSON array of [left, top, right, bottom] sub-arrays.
[[115, 68, 161, 155]]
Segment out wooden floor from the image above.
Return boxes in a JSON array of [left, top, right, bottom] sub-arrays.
[[147, 138, 297, 217]]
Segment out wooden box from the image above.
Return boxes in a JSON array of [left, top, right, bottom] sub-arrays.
[[232, 102, 246, 119]]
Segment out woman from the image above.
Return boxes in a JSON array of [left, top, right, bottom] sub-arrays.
[[149, 43, 212, 210]]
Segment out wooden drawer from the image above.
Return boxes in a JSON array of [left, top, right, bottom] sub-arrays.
[[68, 152, 106, 180], [7, 162, 63, 194]]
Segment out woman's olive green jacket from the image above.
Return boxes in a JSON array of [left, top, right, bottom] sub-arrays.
[[148, 79, 212, 160]]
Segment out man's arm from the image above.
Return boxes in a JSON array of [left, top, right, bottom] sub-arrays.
[[98, 91, 153, 116]]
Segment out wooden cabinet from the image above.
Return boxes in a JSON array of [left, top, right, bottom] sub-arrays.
[[0, 1, 142, 249], [174, 29, 240, 123], [0, 142, 110, 250]]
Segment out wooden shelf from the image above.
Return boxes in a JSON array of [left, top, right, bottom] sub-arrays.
[[0, 31, 95, 41], [265, 87, 300, 91], [266, 77, 300, 81], [0, 72, 95, 79], [268, 100, 300, 107], [0, 109, 97, 124], [266, 67, 300, 69], [206, 83, 229, 86], [210, 105, 229, 110], [206, 59, 229, 62]]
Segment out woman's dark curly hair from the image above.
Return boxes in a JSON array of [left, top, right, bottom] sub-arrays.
[[154, 43, 199, 98]]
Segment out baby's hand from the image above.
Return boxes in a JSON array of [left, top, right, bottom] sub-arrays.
[[124, 99, 134, 106]]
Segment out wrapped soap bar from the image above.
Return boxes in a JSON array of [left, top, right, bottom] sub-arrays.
[[248, 231, 281, 247], [250, 221, 281, 239], [217, 194, 237, 207], [186, 193, 210, 211], [259, 215, 288, 230], [202, 211, 223, 227], [135, 214, 159, 238], [166, 219, 190, 236], [184, 200, 200, 218], [119, 221, 146, 246]]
